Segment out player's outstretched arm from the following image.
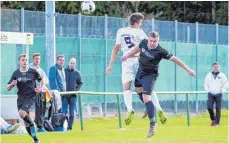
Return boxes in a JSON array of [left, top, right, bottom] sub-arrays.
[[120, 47, 140, 61], [170, 56, 196, 76], [106, 44, 121, 75]]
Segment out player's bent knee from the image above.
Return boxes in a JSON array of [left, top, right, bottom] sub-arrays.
[[18, 110, 27, 118], [143, 95, 151, 103], [135, 87, 142, 93]]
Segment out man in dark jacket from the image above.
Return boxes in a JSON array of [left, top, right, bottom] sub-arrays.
[[63, 58, 83, 130]]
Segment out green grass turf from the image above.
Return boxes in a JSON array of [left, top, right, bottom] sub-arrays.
[[1, 110, 228, 143]]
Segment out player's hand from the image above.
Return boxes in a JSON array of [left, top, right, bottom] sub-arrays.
[[11, 80, 17, 86], [120, 55, 128, 61], [106, 66, 112, 75], [187, 69, 196, 76], [34, 88, 42, 94]]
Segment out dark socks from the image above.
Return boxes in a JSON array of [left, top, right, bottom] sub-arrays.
[[24, 115, 39, 141], [26, 126, 39, 141], [23, 115, 33, 125], [138, 92, 144, 103], [145, 101, 156, 127]]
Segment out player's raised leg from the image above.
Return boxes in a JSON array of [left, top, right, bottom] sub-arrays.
[[151, 90, 167, 124], [19, 109, 39, 143], [142, 91, 167, 124], [123, 81, 135, 125], [143, 94, 157, 138]]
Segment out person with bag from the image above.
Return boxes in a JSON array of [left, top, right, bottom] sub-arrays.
[[48, 55, 68, 131]]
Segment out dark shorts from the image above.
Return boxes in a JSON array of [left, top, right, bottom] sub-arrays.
[[207, 93, 222, 110], [134, 70, 158, 95], [17, 96, 36, 113]]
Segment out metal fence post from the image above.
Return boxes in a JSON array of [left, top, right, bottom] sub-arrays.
[[117, 95, 122, 129], [174, 20, 178, 114], [186, 94, 190, 126], [216, 23, 219, 62], [195, 22, 199, 113], [152, 19, 157, 123], [152, 18, 155, 31], [187, 25, 190, 43], [78, 13, 82, 71], [60, 26, 63, 37], [78, 93, 84, 130], [104, 14, 108, 117], [20, 8, 25, 54]]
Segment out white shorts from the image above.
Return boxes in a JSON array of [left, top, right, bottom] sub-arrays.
[[122, 60, 139, 84]]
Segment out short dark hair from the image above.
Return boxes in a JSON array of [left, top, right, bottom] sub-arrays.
[[32, 53, 40, 59], [212, 62, 220, 66], [149, 31, 160, 38], [18, 54, 27, 61], [129, 13, 144, 26], [57, 55, 65, 60]]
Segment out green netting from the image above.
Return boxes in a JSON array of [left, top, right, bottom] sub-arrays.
[[155, 41, 176, 101], [1, 43, 17, 95], [1, 37, 228, 104], [176, 42, 197, 101], [217, 44, 228, 101], [197, 44, 217, 101]]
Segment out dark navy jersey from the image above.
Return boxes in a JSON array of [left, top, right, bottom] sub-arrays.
[[138, 39, 173, 74], [8, 68, 42, 99]]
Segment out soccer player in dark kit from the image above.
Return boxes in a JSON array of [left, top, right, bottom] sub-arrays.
[[7, 54, 44, 143], [121, 31, 196, 138]]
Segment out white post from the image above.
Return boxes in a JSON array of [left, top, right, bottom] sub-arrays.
[[215, 23, 218, 61], [104, 14, 108, 117], [174, 20, 178, 114], [195, 22, 199, 113], [45, 1, 56, 73]]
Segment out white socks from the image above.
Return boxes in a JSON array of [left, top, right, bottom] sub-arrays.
[[151, 90, 163, 111], [123, 90, 162, 113], [123, 90, 133, 112]]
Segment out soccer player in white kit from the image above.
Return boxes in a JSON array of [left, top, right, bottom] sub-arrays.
[[106, 13, 167, 125]]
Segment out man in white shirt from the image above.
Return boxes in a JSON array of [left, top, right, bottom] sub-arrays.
[[204, 62, 228, 126], [30, 53, 49, 132]]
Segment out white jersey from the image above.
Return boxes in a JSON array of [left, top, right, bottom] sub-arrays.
[[115, 27, 147, 84], [116, 27, 147, 62]]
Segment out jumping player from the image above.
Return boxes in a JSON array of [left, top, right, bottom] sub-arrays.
[[121, 31, 195, 137], [106, 13, 167, 125]]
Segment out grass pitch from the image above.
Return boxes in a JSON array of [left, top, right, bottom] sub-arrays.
[[1, 111, 228, 143]]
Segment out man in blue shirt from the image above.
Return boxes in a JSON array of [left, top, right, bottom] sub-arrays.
[[49, 55, 66, 92]]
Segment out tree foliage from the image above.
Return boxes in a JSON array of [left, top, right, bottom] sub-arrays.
[[1, 1, 228, 25]]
